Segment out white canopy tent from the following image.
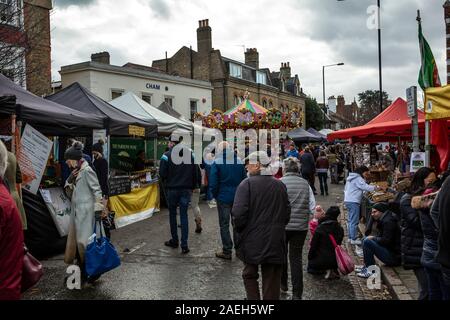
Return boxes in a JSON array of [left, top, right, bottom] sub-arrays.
[[319, 128, 334, 136], [109, 92, 192, 135]]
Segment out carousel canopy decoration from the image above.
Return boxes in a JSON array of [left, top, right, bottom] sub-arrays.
[[194, 92, 302, 130]]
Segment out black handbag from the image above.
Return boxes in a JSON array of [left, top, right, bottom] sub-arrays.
[[21, 245, 43, 293]]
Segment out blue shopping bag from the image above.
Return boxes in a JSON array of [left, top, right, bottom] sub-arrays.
[[85, 220, 121, 277]]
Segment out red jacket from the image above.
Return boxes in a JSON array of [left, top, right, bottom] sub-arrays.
[[0, 179, 24, 300]]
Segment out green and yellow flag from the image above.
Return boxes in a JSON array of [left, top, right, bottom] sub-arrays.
[[418, 22, 441, 89]]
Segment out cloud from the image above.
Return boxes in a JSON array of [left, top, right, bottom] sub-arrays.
[[49, 0, 448, 106], [148, 0, 172, 18], [53, 0, 96, 8]]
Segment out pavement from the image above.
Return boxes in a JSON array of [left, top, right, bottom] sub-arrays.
[[23, 181, 392, 300]]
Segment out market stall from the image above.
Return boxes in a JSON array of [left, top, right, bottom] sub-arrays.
[[46, 82, 160, 229], [1, 75, 107, 258]]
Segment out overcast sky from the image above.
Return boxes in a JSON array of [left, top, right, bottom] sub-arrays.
[[51, 0, 448, 106]]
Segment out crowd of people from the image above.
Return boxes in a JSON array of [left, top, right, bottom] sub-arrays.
[[2, 135, 450, 301]]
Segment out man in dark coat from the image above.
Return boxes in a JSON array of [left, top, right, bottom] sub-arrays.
[[300, 147, 317, 194], [356, 203, 401, 278], [232, 151, 291, 300], [437, 175, 450, 287], [307, 206, 344, 279], [92, 141, 109, 197], [159, 136, 201, 254]]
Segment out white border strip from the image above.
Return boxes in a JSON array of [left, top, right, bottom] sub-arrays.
[[115, 207, 160, 229]]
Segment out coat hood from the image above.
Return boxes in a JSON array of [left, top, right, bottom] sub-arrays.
[[347, 172, 361, 183]]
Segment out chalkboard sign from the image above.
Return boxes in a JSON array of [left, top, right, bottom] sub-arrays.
[[109, 176, 131, 197]]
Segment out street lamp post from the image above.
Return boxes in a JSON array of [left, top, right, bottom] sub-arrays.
[[338, 0, 383, 113], [322, 63, 345, 128]]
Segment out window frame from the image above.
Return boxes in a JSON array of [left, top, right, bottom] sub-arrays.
[[190, 99, 198, 121], [229, 63, 242, 79], [164, 95, 174, 107], [141, 92, 152, 105], [256, 71, 267, 85]]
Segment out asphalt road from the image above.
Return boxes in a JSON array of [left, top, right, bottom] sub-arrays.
[[23, 182, 361, 300]]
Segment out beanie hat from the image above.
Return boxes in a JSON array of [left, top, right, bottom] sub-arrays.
[[372, 202, 389, 213], [92, 142, 104, 154], [65, 141, 83, 161], [325, 206, 341, 220]]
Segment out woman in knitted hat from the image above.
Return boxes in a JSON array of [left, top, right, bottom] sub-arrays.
[[307, 206, 344, 280], [63, 141, 104, 285]]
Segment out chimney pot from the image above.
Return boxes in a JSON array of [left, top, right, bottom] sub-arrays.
[[91, 51, 110, 64]]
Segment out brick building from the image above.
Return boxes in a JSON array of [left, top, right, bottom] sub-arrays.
[[445, 1, 450, 84], [0, 0, 52, 96], [326, 95, 359, 130], [152, 19, 306, 126]]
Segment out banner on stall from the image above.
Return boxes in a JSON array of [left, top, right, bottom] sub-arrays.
[[93, 129, 108, 161], [19, 124, 53, 194], [110, 138, 144, 171], [425, 85, 450, 120], [40, 187, 71, 237], [109, 182, 159, 228], [410, 152, 426, 173]]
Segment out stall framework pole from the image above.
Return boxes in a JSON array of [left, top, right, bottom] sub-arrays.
[[11, 115, 16, 154], [154, 138, 157, 163], [425, 120, 431, 167]]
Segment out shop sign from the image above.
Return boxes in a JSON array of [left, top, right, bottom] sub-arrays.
[[146, 83, 160, 90], [129, 125, 145, 137]]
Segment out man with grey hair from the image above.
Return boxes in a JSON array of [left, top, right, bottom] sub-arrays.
[[280, 157, 316, 299], [0, 140, 24, 299], [232, 151, 291, 300]]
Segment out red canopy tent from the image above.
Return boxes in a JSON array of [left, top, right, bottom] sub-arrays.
[[328, 97, 450, 143]]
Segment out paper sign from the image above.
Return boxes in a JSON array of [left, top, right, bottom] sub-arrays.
[[20, 124, 53, 194], [410, 152, 426, 173], [128, 125, 145, 137], [93, 129, 109, 161], [40, 188, 71, 237]]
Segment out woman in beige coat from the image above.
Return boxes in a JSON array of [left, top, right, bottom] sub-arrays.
[[63, 141, 104, 283]]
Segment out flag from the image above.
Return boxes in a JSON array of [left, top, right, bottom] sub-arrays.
[[418, 22, 441, 89], [418, 19, 449, 172]]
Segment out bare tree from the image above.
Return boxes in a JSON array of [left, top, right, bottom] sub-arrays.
[[0, 0, 51, 94]]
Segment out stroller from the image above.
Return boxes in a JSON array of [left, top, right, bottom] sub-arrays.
[[330, 160, 345, 184]]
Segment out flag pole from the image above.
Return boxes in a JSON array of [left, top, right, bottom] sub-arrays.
[[417, 10, 431, 167]]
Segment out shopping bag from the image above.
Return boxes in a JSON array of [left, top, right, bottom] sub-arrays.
[[85, 220, 121, 277], [21, 245, 43, 293], [329, 234, 355, 275]]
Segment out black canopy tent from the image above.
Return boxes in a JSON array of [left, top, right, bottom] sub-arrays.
[[288, 127, 323, 143], [46, 82, 158, 138], [307, 127, 327, 142], [0, 75, 104, 135], [158, 101, 183, 119]]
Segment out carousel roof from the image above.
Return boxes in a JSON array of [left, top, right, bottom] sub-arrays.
[[224, 99, 268, 115]]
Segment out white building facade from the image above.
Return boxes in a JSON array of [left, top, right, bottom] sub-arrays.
[[59, 54, 213, 120]]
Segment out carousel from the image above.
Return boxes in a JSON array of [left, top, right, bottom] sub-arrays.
[[193, 92, 303, 131]]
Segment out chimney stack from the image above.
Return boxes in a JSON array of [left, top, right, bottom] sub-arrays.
[[245, 48, 259, 69], [91, 51, 110, 64], [197, 19, 212, 55], [444, 1, 450, 84], [280, 62, 291, 78]]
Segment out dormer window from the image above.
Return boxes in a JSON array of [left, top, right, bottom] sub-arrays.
[[256, 71, 267, 85], [230, 63, 242, 79]]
